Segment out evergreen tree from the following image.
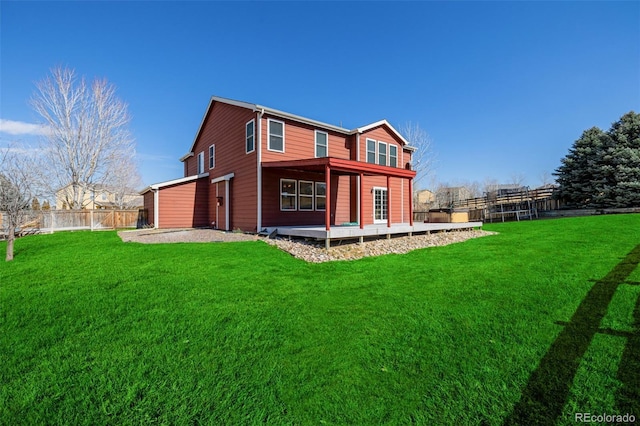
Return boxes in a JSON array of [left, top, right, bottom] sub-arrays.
[[554, 127, 607, 207], [42, 200, 50, 210], [555, 111, 640, 208], [31, 197, 41, 210], [609, 112, 640, 207]]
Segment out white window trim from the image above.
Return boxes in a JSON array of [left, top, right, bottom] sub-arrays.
[[389, 144, 398, 168], [280, 178, 297, 211], [315, 130, 328, 158], [246, 119, 255, 154], [315, 182, 326, 211], [378, 141, 388, 166], [298, 180, 314, 211], [373, 186, 388, 224], [197, 151, 205, 174], [366, 138, 376, 164], [208, 144, 215, 169], [268, 118, 285, 153]]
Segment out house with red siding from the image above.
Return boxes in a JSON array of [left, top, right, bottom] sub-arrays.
[[142, 96, 419, 236]]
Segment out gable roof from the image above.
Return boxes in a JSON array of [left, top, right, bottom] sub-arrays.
[[182, 96, 414, 159]]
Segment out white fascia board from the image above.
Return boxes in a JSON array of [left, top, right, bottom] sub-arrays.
[[211, 96, 258, 111], [149, 173, 209, 190], [211, 172, 235, 184], [354, 119, 411, 147], [179, 152, 194, 162], [257, 105, 350, 135]]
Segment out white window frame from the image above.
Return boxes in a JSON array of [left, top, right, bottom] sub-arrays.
[[378, 141, 387, 166], [246, 119, 255, 154], [366, 138, 376, 164], [197, 151, 205, 174], [208, 144, 215, 169], [315, 130, 328, 158], [315, 182, 326, 211], [298, 180, 314, 211], [280, 178, 297, 211], [373, 187, 388, 223], [389, 144, 398, 168], [268, 119, 285, 153]]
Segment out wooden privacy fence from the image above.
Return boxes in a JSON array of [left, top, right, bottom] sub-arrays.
[[0, 209, 145, 234]]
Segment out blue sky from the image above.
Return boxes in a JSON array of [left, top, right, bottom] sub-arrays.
[[1, 1, 638, 190]]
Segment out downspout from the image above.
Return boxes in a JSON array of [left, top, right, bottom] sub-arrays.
[[356, 133, 361, 225], [256, 108, 264, 231]]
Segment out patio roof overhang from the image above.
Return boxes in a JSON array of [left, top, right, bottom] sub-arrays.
[[261, 157, 416, 179], [262, 157, 416, 235]]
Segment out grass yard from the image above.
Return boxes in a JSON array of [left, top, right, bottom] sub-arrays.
[[1, 215, 639, 425]]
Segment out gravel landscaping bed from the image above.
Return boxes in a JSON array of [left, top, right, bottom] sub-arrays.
[[264, 229, 495, 262], [119, 228, 495, 262]]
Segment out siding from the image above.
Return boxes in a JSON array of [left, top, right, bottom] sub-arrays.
[[143, 191, 154, 226], [156, 178, 209, 228], [185, 102, 258, 231], [260, 115, 352, 163]]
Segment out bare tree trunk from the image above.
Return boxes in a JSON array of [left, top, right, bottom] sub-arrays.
[[6, 232, 14, 261]]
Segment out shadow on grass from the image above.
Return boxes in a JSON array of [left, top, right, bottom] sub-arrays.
[[504, 244, 640, 425]]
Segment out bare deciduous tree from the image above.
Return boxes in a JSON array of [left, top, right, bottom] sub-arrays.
[[0, 146, 41, 261], [399, 122, 436, 189], [109, 156, 143, 209], [31, 66, 137, 209]]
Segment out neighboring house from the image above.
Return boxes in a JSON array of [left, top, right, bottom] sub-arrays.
[[56, 184, 143, 210], [414, 189, 435, 209], [142, 96, 417, 232]]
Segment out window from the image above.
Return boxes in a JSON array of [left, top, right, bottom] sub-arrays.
[[315, 130, 328, 158], [268, 119, 285, 152], [378, 142, 387, 166], [315, 182, 326, 211], [373, 188, 388, 223], [246, 120, 255, 153], [366, 139, 376, 164], [389, 144, 398, 168], [197, 152, 204, 174], [280, 179, 296, 210], [209, 145, 215, 169], [299, 181, 314, 211]]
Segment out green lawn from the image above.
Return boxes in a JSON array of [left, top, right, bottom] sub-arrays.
[[1, 215, 639, 425]]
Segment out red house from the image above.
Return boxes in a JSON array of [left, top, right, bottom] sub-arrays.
[[142, 96, 420, 239]]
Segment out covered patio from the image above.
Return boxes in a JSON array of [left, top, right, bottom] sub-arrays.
[[262, 157, 417, 231]]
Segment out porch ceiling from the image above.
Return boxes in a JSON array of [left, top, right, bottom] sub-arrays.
[[261, 157, 416, 179]]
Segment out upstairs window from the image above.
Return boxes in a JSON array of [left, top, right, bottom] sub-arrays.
[[209, 144, 215, 169], [389, 144, 398, 168], [246, 120, 255, 153], [268, 119, 285, 152], [280, 179, 296, 210], [315, 130, 328, 158], [197, 151, 204, 174], [366, 139, 376, 164], [378, 141, 387, 166]]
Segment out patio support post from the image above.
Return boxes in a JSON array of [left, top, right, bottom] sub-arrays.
[[409, 177, 414, 226], [359, 172, 364, 229], [325, 164, 331, 231], [387, 175, 391, 228]]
